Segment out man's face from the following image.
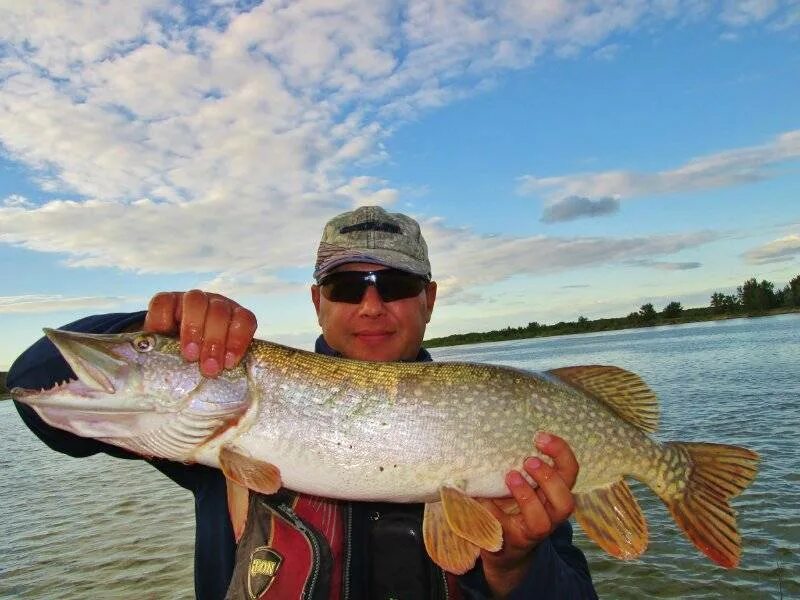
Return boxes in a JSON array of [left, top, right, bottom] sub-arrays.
[[311, 263, 437, 361]]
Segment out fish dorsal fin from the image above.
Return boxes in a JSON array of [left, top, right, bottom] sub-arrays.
[[440, 485, 503, 552], [219, 446, 282, 495], [422, 501, 480, 575], [547, 365, 659, 433], [573, 478, 648, 559]]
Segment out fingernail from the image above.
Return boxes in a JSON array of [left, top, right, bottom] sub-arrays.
[[525, 457, 542, 470], [507, 471, 525, 487], [224, 352, 236, 369], [535, 431, 552, 446], [184, 342, 200, 361], [202, 357, 220, 375]]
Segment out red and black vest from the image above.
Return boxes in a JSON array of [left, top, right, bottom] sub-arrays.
[[225, 490, 464, 600]]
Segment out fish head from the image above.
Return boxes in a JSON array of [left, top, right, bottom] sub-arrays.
[[11, 329, 250, 459]]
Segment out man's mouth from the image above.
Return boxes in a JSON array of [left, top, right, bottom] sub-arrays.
[[354, 331, 394, 341]]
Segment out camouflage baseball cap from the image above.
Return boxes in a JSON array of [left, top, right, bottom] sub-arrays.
[[314, 206, 431, 281]]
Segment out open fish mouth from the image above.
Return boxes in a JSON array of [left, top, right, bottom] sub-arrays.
[[13, 377, 103, 401], [40, 328, 130, 394], [10, 328, 139, 412]]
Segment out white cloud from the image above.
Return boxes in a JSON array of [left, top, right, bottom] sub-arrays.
[[2, 194, 32, 208], [0, 1, 793, 299], [0, 295, 129, 314], [743, 234, 800, 264], [519, 130, 800, 215], [424, 218, 717, 302], [201, 270, 307, 297], [720, 0, 779, 26]]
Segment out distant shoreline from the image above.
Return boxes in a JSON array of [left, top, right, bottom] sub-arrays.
[[424, 307, 800, 348], [2, 309, 797, 395]]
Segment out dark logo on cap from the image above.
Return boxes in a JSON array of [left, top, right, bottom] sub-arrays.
[[247, 546, 283, 599], [340, 220, 402, 234]]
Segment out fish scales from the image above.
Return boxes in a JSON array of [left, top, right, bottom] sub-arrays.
[[227, 341, 663, 503], [12, 329, 759, 573]]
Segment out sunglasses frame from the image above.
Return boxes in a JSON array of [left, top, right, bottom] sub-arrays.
[[318, 269, 428, 304]]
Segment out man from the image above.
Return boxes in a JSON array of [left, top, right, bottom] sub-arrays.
[[10, 206, 596, 598]]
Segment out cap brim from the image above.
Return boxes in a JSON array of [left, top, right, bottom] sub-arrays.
[[314, 249, 430, 281]]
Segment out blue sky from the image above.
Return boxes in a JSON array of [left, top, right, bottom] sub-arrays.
[[1, 1, 799, 369]]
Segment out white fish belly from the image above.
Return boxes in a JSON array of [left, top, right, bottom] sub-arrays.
[[229, 386, 534, 502]]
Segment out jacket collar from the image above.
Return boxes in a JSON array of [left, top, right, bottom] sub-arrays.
[[314, 335, 432, 363]]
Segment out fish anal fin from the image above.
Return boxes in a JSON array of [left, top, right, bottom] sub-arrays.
[[661, 442, 759, 568], [547, 365, 659, 433], [219, 446, 282, 495], [574, 478, 648, 560], [423, 502, 480, 575], [440, 485, 503, 552], [225, 477, 249, 542]]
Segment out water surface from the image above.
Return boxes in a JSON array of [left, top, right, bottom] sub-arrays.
[[1, 315, 797, 598]]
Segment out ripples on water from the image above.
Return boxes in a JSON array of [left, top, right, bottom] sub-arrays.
[[1, 315, 798, 598]]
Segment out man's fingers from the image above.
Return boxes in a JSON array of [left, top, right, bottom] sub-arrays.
[[505, 470, 552, 540], [224, 306, 258, 369], [199, 297, 233, 377], [179, 290, 209, 363], [523, 457, 576, 525], [144, 292, 182, 333], [144, 289, 258, 375], [534, 432, 579, 489]]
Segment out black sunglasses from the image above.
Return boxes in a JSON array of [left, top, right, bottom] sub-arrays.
[[318, 269, 428, 304]]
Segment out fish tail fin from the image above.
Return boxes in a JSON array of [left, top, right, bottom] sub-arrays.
[[661, 442, 758, 568]]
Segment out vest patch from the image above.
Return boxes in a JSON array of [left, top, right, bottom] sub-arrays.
[[247, 546, 283, 599]]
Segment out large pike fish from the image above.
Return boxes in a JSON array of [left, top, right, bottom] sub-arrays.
[[12, 329, 758, 574]]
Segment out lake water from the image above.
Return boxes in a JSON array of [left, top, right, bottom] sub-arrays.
[[1, 314, 798, 598]]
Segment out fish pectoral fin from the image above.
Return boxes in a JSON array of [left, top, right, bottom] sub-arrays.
[[225, 477, 250, 543], [423, 501, 480, 575], [547, 365, 659, 433], [574, 478, 648, 559], [219, 446, 282, 495], [440, 485, 503, 552]]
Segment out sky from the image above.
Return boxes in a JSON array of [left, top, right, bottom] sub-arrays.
[[1, 0, 798, 370]]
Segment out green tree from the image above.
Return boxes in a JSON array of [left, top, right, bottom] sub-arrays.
[[710, 292, 728, 313], [787, 275, 800, 307], [577, 315, 589, 330], [639, 303, 657, 322], [738, 278, 777, 311], [662, 301, 683, 318], [710, 292, 740, 313]]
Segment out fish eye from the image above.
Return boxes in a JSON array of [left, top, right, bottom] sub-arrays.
[[133, 334, 155, 353]]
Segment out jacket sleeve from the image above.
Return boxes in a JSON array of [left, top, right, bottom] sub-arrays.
[[457, 521, 597, 599], [8, 311, 202, 490]]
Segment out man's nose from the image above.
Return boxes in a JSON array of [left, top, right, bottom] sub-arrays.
[[358, 285, 386, 316]]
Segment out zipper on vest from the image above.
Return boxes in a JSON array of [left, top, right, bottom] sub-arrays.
[[274, 502, 322, 600], [342, 503, 353, 600], [439, 568, 449, 600]]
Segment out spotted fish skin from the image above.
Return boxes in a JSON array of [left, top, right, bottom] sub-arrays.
[[12, 330, 759, 572], [225, 343, 655, 502]]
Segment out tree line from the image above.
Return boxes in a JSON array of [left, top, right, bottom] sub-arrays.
[[425, 274, 800, 348]]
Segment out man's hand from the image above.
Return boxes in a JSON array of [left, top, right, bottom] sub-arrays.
[[480, 432, 579, 598], [143, 290, 257, 377]]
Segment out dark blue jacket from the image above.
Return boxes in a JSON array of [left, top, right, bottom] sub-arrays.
[[9, 312, 597, 599]]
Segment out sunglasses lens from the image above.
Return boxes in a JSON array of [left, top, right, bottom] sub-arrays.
[[320, 272, 368, 303], [320, 270, 426, 304], [376, 271, 426, 302]]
